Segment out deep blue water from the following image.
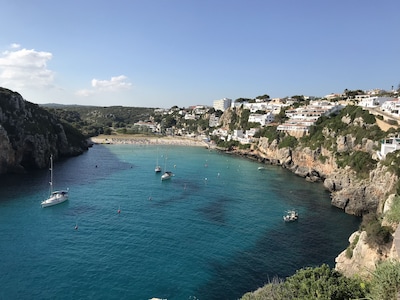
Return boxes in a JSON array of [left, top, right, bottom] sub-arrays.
[[0, 144, 360, 300]]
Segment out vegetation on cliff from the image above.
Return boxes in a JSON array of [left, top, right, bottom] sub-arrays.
[[44, 104, 155, 137], [241, 261, 400, 300], [0, 87, 88, 172]]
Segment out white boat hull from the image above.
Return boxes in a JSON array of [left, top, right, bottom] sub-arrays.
[[41, 191, 69, 208], [161, 171, 173, 181]]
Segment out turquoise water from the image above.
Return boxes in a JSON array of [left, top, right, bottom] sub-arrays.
[[0, 144, 360, 299]]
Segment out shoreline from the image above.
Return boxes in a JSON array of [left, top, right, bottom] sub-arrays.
[[89, 134, 210, 147]]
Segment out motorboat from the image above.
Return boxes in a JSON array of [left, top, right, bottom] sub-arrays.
[[161, 171, 173, 181], [283, 210, 298, 222]]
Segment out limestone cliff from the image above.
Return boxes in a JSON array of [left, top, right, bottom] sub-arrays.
[[0, 87, 89, 174], [253, 134, 398, 217], [334, 231, 392, 278]]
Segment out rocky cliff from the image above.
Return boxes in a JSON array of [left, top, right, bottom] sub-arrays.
[[0, 87, 89, 174], [247, 135, 399, 277]]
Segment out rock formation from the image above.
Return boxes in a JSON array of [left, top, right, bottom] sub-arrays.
[[0, 87, 89, 174]]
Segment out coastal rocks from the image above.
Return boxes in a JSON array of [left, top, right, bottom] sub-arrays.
[[323, 169, 353, 191], [256, 135, 397, 217], [336, 135, 356, 153], [324, 164, 397, 216], [335, 231, 389, 278]]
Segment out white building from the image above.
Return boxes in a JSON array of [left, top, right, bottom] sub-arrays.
[[213, 98, 232, 112], [134, 121, 157, 132], [378, 137, 400, 160], [209, 114, 220, 127], [278, 102, 342, 136], [380, 98, 400, 116], [248, 112, 274, 126], [358, 96, 393, 108], [184, 113, 197, 120]]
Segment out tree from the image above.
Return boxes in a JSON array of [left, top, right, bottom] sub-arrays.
[[255, 94, 270, 100]]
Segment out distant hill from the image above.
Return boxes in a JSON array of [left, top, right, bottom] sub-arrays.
[[44, 104, 156, 137]]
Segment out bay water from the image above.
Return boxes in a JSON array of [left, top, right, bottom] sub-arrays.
[[0, 144, 360, 299]]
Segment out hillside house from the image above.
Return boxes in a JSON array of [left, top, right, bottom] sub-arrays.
[[380, 98, 400, 117], [248, 112, 274, 126], [358, 96, 393, 108], [378, 137, 400, 160]]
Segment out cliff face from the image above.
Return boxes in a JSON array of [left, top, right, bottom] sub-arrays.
[[250, 134, 399, 277], [0, 87, 89, 174], [334, 231, 394, 278], [254, 136, 398, 216]]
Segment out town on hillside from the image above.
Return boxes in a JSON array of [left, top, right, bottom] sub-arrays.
[[132, 88, 400, 153]]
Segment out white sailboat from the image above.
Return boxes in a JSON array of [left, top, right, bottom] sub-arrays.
[[161, 155, 173, 181], [41, 154, 69, 208]]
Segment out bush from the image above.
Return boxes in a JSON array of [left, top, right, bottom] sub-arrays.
[[336, 151, 377, 179], [368, 260, 400, 300], [385, 196, 400, 224], [278, 135, 298, 149], [241, 265, 367, 300], [361, 213, 393, 247], [282, 264, 366, 300], [387, 119, 398, 125]]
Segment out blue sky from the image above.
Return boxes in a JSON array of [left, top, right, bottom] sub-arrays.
[[0, 0, 399, 108]]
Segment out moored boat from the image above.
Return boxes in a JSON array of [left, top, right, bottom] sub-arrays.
[[161, 171, 173, 181], [41, 155, 69, 208], [283, 210, 298, 222]]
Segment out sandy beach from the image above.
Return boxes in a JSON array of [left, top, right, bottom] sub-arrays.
[[89, 134, 210, 147]]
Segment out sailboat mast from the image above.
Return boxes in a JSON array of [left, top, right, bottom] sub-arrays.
[[49, 155, 53, 194]]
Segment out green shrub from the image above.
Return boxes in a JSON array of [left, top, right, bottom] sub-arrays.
[[387, 119, 398, 125], [336, 151, 377, 179], [368, 260, 400, 300], [281, 264, 366, 300], [382, 150, 400, 177], [240, 264, 367, 300], [319, 155, 328, 163], [361, 213, 393, 247], [385, 196, 400, 224], [253, 126, 279, 140], [278, 135, 298, 149], [345, 233, 360, 259]]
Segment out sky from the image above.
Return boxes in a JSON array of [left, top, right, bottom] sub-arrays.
[[0, 0, 399, 108]]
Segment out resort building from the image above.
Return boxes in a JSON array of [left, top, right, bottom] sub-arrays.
[[277, 102, 342, 137], [213, 98, 232, 112]]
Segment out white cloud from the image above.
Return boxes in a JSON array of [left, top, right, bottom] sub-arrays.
[[0, 47, 54, 89], [77, 75, 132, 97], [10, 43, 21, 49]]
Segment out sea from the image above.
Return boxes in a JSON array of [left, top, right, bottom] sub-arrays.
[[0, 144, 361, 300]]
